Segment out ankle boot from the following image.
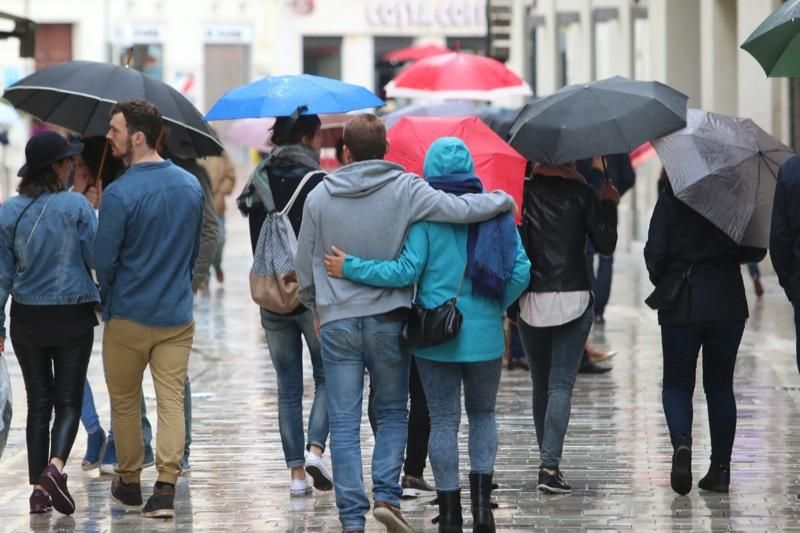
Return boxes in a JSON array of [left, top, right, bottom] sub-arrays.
[[432, 489, 463, 533], [469, 472, 495, 533], [698, 463, 730, 493], [670, 436, 692, 496]]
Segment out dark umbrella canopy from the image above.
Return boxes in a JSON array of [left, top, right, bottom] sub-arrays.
[[653, 109, 794, 248], [741, 0, 800, 77], [4, 61, 222, 158], [508, 76, 687, 165]]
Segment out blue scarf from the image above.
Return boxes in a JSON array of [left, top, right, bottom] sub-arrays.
[[427, 174, 518, 302]]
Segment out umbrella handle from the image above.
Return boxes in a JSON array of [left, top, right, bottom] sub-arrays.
[[601, 155, 610, 183], [96, 140, 109, 192]]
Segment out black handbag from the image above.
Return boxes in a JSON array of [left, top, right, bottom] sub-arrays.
[[645, 264, 692, 311], [402, 269, 466, 348]]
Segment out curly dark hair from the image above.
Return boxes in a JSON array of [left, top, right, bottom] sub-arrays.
[[110, 100, 163, 149], [18, 166, 66, 197]]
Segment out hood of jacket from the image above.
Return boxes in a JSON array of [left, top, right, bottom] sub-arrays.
[[423, 137, 475, 178], [324, 159, 409, 198]]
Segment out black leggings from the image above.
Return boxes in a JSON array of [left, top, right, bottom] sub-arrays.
[[11, 321, 94, 484]]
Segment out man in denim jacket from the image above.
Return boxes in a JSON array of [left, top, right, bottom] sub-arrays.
[[94, 100, 203, 519]]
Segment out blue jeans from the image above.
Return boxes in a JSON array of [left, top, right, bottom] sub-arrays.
[[261, 307, 328, 468], [586, 243, 613, 318], [519, 306, 593, 469], [81, 380, 102, 434], [320, 313, 410, 532], [661, 321, 744, 463], [415, 356, 502, 491]]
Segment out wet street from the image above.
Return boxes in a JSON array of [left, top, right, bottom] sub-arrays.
[[2, 213, 800, 532]]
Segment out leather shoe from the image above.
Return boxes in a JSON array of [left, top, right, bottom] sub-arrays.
[[579, 355, 612, 374]]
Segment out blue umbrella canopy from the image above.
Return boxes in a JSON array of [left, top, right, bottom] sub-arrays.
[[205, 74, 384, 120]]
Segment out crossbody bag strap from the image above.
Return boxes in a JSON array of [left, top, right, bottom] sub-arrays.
[[16, 194, 55, 274], [454, 263, 468, 301], [279, 170, 324, 217]]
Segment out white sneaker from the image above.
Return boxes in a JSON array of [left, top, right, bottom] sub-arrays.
[[304, 453, 333, 491], [290, 478, 312, 497]]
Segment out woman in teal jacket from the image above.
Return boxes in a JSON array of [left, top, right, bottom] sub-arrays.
[[325, 138, 530, 533]]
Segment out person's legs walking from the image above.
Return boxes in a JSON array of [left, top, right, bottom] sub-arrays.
[[699, 320, 745, 492], [81, 380, 107, 471], [181, 377, 192, 472], [402, 357, 433, 497], [320, 318, 369, 532], [660, 323, 703, 495], [594, 255, 614, 319], [212, 214, 225, 281], [518, 321, 552, 449]]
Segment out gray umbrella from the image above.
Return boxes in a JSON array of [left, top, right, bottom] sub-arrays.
[[508, 76, 687, 165], [653, 109, 794, 248]]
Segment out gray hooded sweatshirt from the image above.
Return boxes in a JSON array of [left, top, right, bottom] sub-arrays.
[[295, 160, 515, 325]]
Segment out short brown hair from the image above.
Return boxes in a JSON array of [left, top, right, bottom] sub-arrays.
[[342, 114, 387, 162], [18, 167, 65, 197], [110, 100, 163, 149]]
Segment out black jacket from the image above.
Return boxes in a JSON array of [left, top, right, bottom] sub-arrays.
[[645, 185, 765, 324], [520, 174, 618, 293], [770, 155, 800, 303]]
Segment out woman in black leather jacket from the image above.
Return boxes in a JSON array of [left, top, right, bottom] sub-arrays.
[[644, 176, 765, 496], [516, 163, 619, 494]]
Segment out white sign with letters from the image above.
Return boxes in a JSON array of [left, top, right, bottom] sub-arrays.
[[366, 0, 486, 28], [204, 24, 253, 44]]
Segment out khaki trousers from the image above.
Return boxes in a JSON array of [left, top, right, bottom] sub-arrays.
[[103, 318, 194, 485]]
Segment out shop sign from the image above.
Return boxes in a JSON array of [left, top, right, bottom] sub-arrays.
[[204, 24, 253, 44], [117, 23, 164, 45], [366, 0, 486, 28]]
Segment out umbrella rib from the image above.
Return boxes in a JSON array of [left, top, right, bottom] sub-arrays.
[[587, 87, 632, 152]]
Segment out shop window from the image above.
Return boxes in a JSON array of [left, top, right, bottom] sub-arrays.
[[303, 37, 342, 80]]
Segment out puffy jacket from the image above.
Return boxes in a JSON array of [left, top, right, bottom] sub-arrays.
[[520, 174, 617, 293], [645, 184, 765, 324]]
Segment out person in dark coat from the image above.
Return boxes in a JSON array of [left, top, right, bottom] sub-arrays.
[[645, 175, 765, 497], [770, 155, 800, 370]]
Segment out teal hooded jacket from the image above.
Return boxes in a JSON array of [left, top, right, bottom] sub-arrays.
[[342, 138, 531, 363]]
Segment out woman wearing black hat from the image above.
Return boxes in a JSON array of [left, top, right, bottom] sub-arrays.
[[0, 131, 100, 514]]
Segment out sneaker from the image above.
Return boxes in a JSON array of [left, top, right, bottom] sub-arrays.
[[290, 478, 313, 497], [304, 453, 332, 491], [142, 483, 175, 519], [38, 464, 75, 515], [537, 467, 572, 494], [99, 438, 117, 475], [111, 476, 144, 510], [670, 437, 693, 496], [29, 489, 52, 514], [215, 268, 224, 283], [401, 474, 436, 498], [82, 428, 108, 472], [373, 501, 413, 533], [180, 456, 192, 476]]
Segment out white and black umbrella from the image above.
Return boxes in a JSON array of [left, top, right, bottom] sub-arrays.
[[654, 109, 795, 248], [4, 60, 222, 158]]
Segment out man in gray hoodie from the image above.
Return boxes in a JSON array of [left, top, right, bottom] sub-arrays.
[[295, 114, 515, 533]]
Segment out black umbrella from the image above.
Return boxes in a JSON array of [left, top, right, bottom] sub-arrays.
[[508, 76, 688, 165], [4, 60, 222, 158]]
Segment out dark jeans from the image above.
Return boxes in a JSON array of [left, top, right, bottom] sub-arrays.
[[11, 321, 94, 484], [368, 356, 430, 478], [794, 305, 800, 375], [660, 320, 745, 464], [586, 242, 613, 318], [518, 307, 594, 469], [509, 322, 525, 362]]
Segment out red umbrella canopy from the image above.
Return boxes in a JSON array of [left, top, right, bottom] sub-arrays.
[[385, 52, 532, 101], [386, 116, 526, 222], [383, 43, 451, 63]]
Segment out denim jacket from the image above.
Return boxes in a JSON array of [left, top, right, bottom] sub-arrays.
[[0, 191, 100, 337], [94, 160, 203, 327]]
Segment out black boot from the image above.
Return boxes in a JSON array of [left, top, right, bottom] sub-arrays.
[[698, 463, 730, 493], [670, 436, 692, 495], [469, 472, 495, 533], [432, 490, 463, 533]]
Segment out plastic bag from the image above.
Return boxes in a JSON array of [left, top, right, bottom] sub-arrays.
[[0, 356, 12, 459]]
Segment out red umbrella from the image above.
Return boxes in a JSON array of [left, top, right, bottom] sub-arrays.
[[386, 116, 526, 222], [383, 44, 451, 63], [384, 52, 532, 101]]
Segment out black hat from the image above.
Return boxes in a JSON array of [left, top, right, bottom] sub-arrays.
[[18, 131, 84, 177]]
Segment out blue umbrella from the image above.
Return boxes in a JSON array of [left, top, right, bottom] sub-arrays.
[[205, 74, 384, 120]]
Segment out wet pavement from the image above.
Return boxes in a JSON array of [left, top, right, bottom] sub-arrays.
[[2, 213, 800, 532]]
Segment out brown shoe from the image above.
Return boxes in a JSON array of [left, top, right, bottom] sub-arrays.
[[38, 464, 75, 515], [143, 483, 175, 519], [111, 476, 144, 510], [215, 268, 224, 283], [29, 489, 52, 514], [373, 501, 413, 532]]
